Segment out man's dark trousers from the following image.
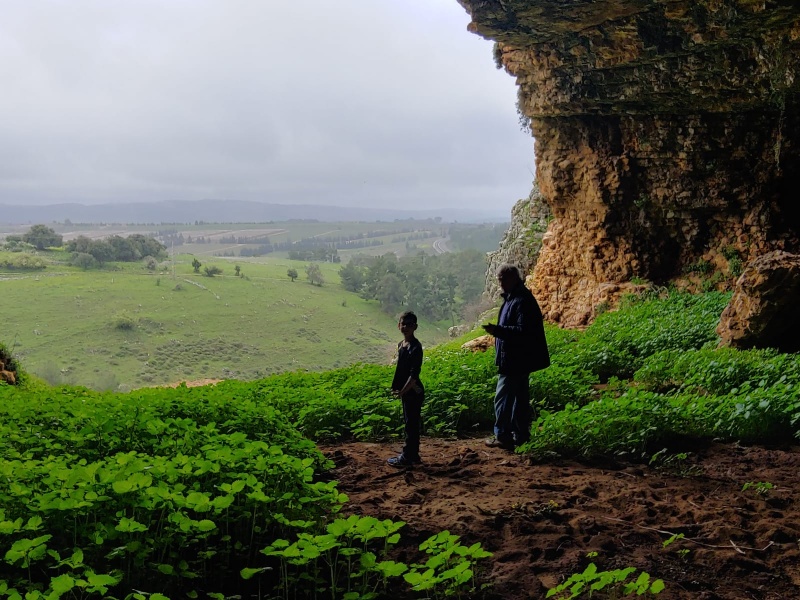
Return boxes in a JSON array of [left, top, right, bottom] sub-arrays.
[[493, 373, 533, 445]]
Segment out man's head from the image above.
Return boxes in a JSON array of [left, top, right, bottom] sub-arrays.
[[398, 311, 418, 337], [496, 264, 522, 294]]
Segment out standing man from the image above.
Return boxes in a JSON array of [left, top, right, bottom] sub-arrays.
[[482, 264, 550, 450]]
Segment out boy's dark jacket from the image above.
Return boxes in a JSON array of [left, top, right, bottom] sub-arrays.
[[493, 282, 550, 375]]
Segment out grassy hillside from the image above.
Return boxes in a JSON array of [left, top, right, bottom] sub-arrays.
[[2, 253, 451, 390]]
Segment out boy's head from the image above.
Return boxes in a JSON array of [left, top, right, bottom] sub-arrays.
[[398, 311, 418, 336]]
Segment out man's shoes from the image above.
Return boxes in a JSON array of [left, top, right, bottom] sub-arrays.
[[484, 437, 515, 451], [387, 455, 421, 468]]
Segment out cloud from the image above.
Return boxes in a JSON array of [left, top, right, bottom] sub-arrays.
[[0, 0, 534, 216]]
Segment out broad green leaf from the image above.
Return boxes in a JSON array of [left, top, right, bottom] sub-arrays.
[[240, 567, 266, 580], [195, 519, 216, 532]]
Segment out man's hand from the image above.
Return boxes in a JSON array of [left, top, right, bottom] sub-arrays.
[[391, 389, 401, 398], [482, 323, 498, 336]]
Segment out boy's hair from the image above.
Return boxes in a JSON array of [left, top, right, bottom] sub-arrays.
[[398, 311, 418, 325]]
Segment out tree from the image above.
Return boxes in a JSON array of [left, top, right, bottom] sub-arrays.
[[71, 252, 97, 270], [204, 265, 223, 277], [287, 268, 298, 282], [305, 263, 325, 286], [234, 265, 241, 277], [22, 224, 62, 250], [65, 235, 93, 254], [375, 273, 404, 311], [339, 261, 365, 292], [108, 235, 139, 261], [87, 240, 114, 265], [192, 258, 202, 273]]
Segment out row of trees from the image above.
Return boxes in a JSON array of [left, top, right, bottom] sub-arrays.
[[288, 247, 341, 262], [5, 224, 63, 250], [66, 234, 168, 266], [338, 249, 487, 322]]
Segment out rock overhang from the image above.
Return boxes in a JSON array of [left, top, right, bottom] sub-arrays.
[[459, 0, 800, 328]]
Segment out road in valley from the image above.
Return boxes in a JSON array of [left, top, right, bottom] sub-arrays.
[[432, 238, 450, 254]]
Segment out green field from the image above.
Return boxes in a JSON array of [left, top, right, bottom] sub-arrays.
[[0, 220, 452, 261], [1, 253, 452, 390]]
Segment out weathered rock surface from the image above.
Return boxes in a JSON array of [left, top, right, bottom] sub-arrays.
[[485, 180, 551, 300], [717, 250, 800, 351], [0, 348, 18, 385], [459, 0, 800, 327], [462, 334, 494, 352], [448, 324, 470, 338]]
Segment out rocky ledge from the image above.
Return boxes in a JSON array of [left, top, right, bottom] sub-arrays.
[[460, 0, 800, 327]]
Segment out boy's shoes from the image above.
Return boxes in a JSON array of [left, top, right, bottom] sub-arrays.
[[484, 437, 515, 451], [387, 454, 421, 468]]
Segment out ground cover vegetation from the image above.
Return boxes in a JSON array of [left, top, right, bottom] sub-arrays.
[[4, 289, 800, 598]]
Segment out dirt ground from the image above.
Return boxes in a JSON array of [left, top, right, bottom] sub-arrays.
[[319, 437, 800, 599]]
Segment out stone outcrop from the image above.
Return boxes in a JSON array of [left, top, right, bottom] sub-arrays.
[[717, 250, 800, 352], [0, 347, 19, 385], [459, 0, 800, 327], [462, 334, 494, 352], [485, 181, 551, 300]]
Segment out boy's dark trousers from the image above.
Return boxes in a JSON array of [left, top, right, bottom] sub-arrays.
[[401, 391, 424, 461]]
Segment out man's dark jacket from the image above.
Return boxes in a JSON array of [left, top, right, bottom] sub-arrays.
[[493, 282, 550, 375]]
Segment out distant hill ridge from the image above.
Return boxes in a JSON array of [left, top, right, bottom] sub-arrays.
[[0, 199, 505, 225]]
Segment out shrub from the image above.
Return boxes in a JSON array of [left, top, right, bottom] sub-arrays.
[[634, 347, 800, 395], [0, 251, 47, 270], [559, 292, 730, 381], [113, 312, 136, 331], [71, 252, 98, 270]]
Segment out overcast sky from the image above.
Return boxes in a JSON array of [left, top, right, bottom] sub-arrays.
[[0, 0, 534, 218]]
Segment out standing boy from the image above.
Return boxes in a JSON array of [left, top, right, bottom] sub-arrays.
[[387, 311, 425, 467]]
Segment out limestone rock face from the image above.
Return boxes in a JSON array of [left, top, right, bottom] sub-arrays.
[[717, 251, 800, 352], [0, 348, 18, 385], [458, 0, 800, 327], [462, 334, 494, 352], [485, 181, 551, 300]]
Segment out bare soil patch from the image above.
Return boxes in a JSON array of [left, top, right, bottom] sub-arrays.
[[320, 437, 800, 599]]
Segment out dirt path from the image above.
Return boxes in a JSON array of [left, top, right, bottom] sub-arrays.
[[320, 437, 800, 599]]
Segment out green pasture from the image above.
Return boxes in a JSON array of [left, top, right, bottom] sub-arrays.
[[1, 254, 451, 390], [0, 220, 450, 261], [184, 234, 437, 261]]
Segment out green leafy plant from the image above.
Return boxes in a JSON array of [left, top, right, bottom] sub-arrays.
[[250, 519, 491, 600], [403, 530, 493, 598], [661, 533, 684, 549], [742, 481, 774, 496], [683, 259, 713, 275], [546, 563, 665, 599], [649, 449, 702, 477]]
